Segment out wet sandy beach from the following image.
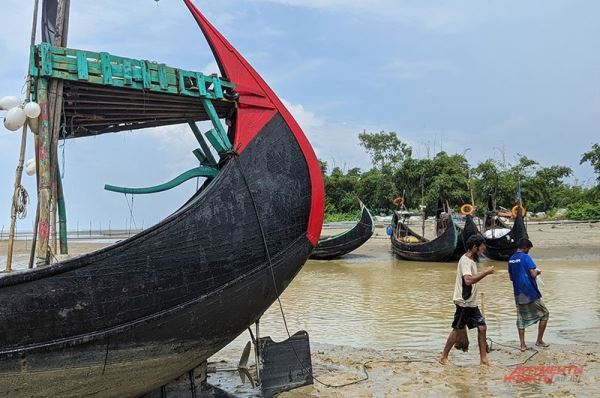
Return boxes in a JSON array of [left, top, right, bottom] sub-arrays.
[[1, 221, 599, 396], [214, 221, 600, 397]]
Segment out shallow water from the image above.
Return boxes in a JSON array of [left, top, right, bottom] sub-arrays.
[[234, 239, 600, 350]]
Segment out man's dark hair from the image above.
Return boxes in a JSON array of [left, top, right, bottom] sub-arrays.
[[517, 238, 533, 249], [465, 234, 485, 251]]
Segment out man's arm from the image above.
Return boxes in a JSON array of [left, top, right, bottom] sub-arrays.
[[464, 266, 495, 285], [526, 256, 540, 278]]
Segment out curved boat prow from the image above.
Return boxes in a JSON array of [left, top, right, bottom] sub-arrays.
[[183, 0, 324, 245], [310, 200, 374, 260]]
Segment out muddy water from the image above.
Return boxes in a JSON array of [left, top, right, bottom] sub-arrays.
[[237, 238, 600, 350]]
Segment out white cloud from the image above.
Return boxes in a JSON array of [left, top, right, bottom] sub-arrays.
[[281, 99, 372, 170], [201, 61, 221, 76], [146, 121, 216, 178], [281, 99, 324, 131]]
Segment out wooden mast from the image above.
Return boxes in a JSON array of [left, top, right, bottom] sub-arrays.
[[4, 0, 40, 272], [35, 0, 70, 265]]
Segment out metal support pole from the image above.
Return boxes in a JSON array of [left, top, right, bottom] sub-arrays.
[[254, 319, 261, 384]]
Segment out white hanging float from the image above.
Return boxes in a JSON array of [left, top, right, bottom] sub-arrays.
[[0, 96, 21, 111], [25, 158, 36, 176], [24, 101, 41, 118], [3, 107, 27, 131]]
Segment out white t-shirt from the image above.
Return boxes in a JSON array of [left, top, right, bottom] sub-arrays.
[[453, 254, 478, 307]]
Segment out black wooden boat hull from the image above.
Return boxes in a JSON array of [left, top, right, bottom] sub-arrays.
[[310, 203, 374, 260], [482, 194, 529, 261], [0, 114, 316, 397], [483, 210, 528, 261], [390, 215, 458, 262], [452, 215, 480, 259]]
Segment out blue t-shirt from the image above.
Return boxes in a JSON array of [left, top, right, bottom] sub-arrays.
[[508, 252, 541, 305]]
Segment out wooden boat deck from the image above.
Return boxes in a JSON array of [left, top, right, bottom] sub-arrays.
[[29, 43, 236, 138]]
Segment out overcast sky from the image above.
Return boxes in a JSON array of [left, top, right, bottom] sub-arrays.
[[0, 0, 598, 231]]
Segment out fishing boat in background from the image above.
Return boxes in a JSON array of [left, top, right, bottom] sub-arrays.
[[391, 197, 458, 262], [482, 194, 528, 261], [0, 1, 323, 396], [441, 198, 481, 260], [310, 200, 374, 260]]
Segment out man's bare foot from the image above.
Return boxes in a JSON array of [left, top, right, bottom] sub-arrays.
[[535, 341, 549, 348], [480, 358, 490, 366], [520, 345, 529, 352], [438, 356, 450, 365]]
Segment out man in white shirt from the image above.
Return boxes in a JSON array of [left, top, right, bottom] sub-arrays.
[[440, 235, 495, 366]]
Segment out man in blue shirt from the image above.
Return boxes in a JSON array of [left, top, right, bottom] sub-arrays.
[[508, 238, 549, 351]]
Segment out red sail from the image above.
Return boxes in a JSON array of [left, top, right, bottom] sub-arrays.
[[183, 0, 324, 245]]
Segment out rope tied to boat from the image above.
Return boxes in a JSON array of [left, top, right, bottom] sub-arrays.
[[13, 184, 29, 219]]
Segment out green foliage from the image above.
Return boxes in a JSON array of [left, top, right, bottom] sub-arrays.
[[393, 152, 470, 215], [324, 210, 362, 223], [580, 143, 600, 184], [358, 131, 412, 169], [567, 202, 600, 220], [320, 134, 600, 223]]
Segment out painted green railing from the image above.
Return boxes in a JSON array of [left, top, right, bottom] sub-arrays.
[[29, 43, 235, 101]]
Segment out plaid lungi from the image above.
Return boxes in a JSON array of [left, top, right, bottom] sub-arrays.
[[516, 299, 549, 329]]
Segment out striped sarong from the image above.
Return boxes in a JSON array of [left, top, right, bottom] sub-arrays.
[[516, 299, 549, 329]]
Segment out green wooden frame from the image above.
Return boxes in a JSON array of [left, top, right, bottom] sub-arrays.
[[29, 44, 236, 196], [30, 43, 235, 101]]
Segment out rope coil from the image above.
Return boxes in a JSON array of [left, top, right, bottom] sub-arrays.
[[14, 185, 29, 219]]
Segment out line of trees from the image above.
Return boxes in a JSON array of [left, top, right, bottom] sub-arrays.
[[321, 132, 600, 221]]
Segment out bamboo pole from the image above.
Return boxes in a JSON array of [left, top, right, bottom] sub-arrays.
[[57, 163, 67, 254], [5, 0, 40, 272], [35, 77, 52, 264], [29, 134, 40, 269], [48, 78, 64, 256]]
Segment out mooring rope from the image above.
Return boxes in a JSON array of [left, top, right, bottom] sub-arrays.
[[14, 185, 29, 219], [124, 193, 137, 232], [234, 159, 381, 388]]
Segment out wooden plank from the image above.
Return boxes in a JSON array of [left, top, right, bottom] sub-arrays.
[[76, 52, 88, 80], [158, 64, 167, 90], [192, 148, 208, 165], [29, 45, 39, 77], [35, 77, 51, 264], [189, 122, 218, 166], [40, 43, 53, 76], [100, 52, 112, 85], [211, 75, 223, 98], [141, 61, 151, 89], [196, 73, 207, 96], [123, 59, 133, 85], [201, 98, 231, 150], [205, 128, 229, 154]]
